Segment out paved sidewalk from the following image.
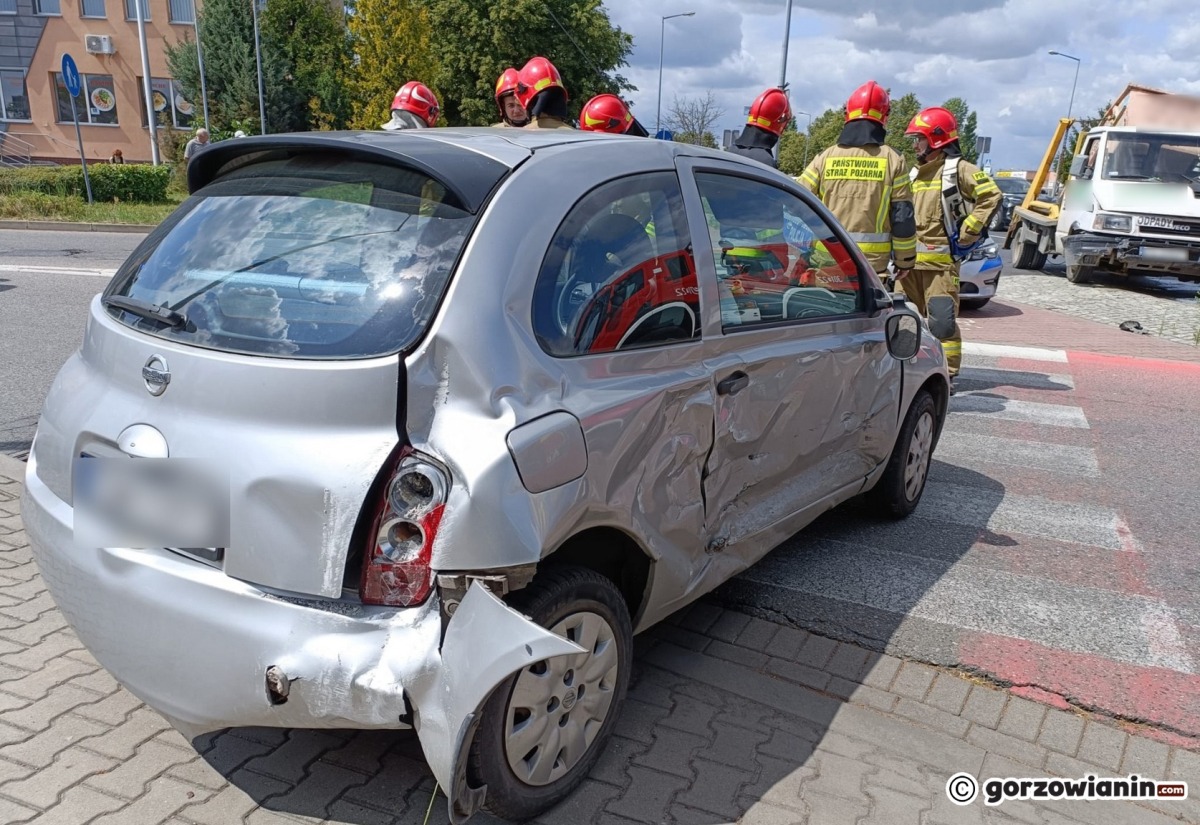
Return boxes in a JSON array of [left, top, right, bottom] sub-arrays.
[[0, 457, 1195, 825]]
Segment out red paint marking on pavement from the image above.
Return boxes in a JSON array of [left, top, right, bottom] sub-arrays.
[[1010, 685, 1071, 710], [959, 632, 1200, 738], [1067, 350, 1200, 375]]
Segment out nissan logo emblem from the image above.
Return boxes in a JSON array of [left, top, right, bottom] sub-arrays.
[[142, 355, 171, 396]]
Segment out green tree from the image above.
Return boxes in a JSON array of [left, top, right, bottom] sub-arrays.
[[262, 0, 353, 130], [941, 97, 979, 163], [885, 92, 922, 168], [166, 0, 294, 135], [424, 0, 634, 126], [347, 0, 440, 130]]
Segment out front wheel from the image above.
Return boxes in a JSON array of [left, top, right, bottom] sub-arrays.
[[1065, 263, 1094, 284], [869, 389, 939, 519], [469, 566, 632, 822]]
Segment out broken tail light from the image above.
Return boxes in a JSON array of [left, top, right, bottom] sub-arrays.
[[360, 452, 449, 607]]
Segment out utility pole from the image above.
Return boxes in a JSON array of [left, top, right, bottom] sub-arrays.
[[134, 0, 160, 164], [252, 0, 267, 134], [655, 12, 695, 138]]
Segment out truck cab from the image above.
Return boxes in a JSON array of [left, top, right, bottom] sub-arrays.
[[1005, 83, 1200, 285], [1057, 127, 1200, 283]]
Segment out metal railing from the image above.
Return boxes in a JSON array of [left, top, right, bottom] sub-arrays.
[[0, 131, 34, 167]]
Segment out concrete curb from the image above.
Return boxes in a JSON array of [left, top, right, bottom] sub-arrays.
[[0, 220, 154, 233], [0, 453, 25, 485]]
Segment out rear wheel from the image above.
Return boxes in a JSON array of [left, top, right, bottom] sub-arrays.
[[469, 566, 632, 822], [869, 390, 938, 519], [1065, 263, 1094, 284]]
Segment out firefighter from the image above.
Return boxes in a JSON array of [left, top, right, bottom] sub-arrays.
[[904, 106, 1002, 390], [516, 57, 573, 129], [382, 81, 440, 130], [728, 88, 791, 168], [492, 68, 529, 128], [578, 94, 651, 136], [797, 81, 916, 281]]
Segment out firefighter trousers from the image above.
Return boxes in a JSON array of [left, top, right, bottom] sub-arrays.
[[899, 267, 961, 376]]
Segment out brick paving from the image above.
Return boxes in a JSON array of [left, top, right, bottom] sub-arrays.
[[0, 457, 1196, 824]]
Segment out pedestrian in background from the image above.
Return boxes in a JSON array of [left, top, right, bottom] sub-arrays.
[[183, 128, 209, 164], [108, 149, 124, 164]]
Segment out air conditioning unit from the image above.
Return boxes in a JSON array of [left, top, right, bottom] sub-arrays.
[[85, 35, 116, 55]]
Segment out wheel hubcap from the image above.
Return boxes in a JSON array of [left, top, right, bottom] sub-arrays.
[[504, 611, 619, 787], [904, 411, 935, 501]]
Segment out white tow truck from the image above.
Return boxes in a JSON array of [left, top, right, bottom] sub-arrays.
[[1004, 83, 1200, 285]]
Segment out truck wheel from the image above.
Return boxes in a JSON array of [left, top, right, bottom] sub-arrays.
[[469, 566, 632, 822], [1065, 264, 1094, 284], [1014, 238, 1043, 270]]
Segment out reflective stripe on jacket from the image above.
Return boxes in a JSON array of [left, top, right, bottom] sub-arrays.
[[796, 144, 916, 273], [911, 156, 1003, 271]]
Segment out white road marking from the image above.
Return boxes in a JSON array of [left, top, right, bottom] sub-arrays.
[[957, 365, 1076, 391], [961, 342, 1069, 362], [917, 480, 1121, 549], [935, 432, 1101, 477], [0, 264, 116, 278], [950, 395, 1091, 429]]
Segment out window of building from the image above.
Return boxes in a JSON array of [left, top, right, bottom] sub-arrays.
[[55, 73, 119, 125], [694, 173, 863, 331], [138, 77, 195, 129], [0, 0, 16, 14], [125, 0, 149, 19], [533, 172, 700, 357], [35, 0, 61, 12], [0, 71, 30, 120], [80, 0, 105, 16], [168, 0, 193, 23]]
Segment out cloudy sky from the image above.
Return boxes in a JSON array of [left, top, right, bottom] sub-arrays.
[[602, 0, 1200, 170]]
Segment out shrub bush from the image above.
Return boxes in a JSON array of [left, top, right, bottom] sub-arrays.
[[0, 163, 171, 203]]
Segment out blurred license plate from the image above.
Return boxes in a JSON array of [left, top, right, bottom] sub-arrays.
[[1138, 246, 1189, 262], [73, 456, 230, 550]]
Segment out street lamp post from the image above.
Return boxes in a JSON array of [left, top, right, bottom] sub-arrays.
[[656, 11, 695, 138], [1048, 50, 1081, 121], [796, 109, 812, 168], [779, 0, 794, 90], [251, 0, 267, 134]]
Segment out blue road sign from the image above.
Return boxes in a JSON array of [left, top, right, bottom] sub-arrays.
[[61, 53, 80, 97], [655, 129, 673, 141]]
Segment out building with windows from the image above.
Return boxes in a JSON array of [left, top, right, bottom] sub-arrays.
[[0, 0, 197, 164]]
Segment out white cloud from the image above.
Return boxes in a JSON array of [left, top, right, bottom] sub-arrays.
[[600, 0, 1200, 169]]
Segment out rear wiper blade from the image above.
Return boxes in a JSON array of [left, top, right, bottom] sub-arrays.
[[102, 295, 189, 329]]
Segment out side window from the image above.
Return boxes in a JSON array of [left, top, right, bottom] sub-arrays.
[[1081, 138, 1100, 179], [533, 172, 699, 357], [694, 173, 863, 331]]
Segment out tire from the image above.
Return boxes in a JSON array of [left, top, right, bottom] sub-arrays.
[[1013, 237, 1046, 270], [869, 390, 938, 519], [960, 297, 990, 311], [1065, 263, 1094, 284], [469, 566, 633, 821], [988, 207, 1006, 232]]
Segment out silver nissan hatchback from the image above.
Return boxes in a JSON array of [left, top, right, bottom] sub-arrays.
[[23, 129, 948, 823]]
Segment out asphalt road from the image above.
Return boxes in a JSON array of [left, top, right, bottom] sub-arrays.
[[0, 229, 146, 458], [2, 227, 1200, 741]]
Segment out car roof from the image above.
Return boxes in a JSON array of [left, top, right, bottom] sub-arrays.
[[187, 127, 770, 213]]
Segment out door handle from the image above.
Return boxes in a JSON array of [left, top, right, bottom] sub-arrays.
[[716, 371, 749, 396]]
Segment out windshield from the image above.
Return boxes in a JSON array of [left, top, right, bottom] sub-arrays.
[[995, 177, 1030, 195], [1102, 133, 1200, 182], [104, 154, 478, 359]]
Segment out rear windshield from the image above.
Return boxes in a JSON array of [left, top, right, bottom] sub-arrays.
[[104, 153, 477, 358]]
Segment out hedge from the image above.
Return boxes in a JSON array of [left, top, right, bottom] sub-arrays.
[[0, 163, 171, 204]]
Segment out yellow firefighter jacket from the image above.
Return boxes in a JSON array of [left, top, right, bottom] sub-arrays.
[[797, 144, 916, 273], [910, 154, 1003, 271]]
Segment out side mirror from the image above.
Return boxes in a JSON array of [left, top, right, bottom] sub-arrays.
[[885, 310, 922, 361], [1069, 155, 1086, 177]]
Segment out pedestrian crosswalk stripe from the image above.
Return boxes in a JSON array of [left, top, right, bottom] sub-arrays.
[[950, 395, 1090, 429], [934, 432, 1100, 477], [961, 342, 1068, 362], [917, 480, 1120, 549], [957, 365, 1075, 391]]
